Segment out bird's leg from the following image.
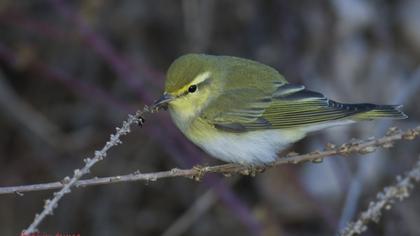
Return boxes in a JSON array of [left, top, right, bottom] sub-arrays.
[[190, 165, 207, 181], [239, 164, 267, 177]]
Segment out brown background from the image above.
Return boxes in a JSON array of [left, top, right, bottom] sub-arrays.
[[0, 1, 419, 235]]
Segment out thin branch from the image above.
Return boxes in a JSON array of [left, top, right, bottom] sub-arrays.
[[339, 155, 420, 236], [0, 39, 260, 233], [338, 68, 420, 229], [22, 109, 147, 234], [3, 126, 419, 196]]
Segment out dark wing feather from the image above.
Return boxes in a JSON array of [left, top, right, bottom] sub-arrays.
[[202, 81, 369, 132], [259, 86, 361, 129]]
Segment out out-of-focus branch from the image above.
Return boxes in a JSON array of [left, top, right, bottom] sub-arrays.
[[0, 42, 133, 111], [22, 109, 146, 234], [338, 68, 420, 229], [0, 41, 261, 235], [51, 0, 164, 101], [162, 177, 239, 236], [2, 126, 418, 196], [0, 71, 62, 149], [162, 188, 217, 236], [339, 155, 420, 236]]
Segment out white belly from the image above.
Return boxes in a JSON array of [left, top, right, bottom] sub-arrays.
[[194, 129, 304, 165]]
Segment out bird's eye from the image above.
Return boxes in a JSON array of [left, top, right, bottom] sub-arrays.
[[188, 85, 197, 93]]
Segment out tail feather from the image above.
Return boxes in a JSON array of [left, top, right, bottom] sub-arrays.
[[347, 103, 407, 121]]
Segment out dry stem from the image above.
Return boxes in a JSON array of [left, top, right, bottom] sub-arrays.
[[21, 109, 147, 234], [339, 155, 420, 236], [3, 126, 418, 197]]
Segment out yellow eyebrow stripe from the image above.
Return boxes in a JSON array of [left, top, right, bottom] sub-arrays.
[[177, 71, 211, 94], [191, 71, 211, 85]]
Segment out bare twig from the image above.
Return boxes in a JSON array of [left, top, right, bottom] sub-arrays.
[[339, 155, 420, 236], [0, 41, 260, 234], [3, 126, 419, 197], [338, 68, 420, 229], [22, 109, 147, 234]]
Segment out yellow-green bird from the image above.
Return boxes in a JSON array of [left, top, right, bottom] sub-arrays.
[[153, 54, 407, 165]]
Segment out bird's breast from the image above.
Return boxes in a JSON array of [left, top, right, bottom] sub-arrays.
[[168, 101, 202, 133]]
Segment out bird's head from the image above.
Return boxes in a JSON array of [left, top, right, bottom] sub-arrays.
[[153, 54, 223, 121]]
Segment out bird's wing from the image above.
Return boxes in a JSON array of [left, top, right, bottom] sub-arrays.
[[200, 87, 275, 132], [261, 84, 360, 129], [199, 60, 285, 132], [201, 83, 361, 132]]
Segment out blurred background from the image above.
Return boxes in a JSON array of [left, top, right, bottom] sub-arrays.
[[0, 0, 419, 235]]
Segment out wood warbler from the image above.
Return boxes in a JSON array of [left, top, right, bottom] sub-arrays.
[[153, 54, 407, 165]]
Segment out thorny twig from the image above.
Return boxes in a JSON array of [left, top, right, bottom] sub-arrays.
[[3, 126, 418, 197], [0, 35, 261, 234], [22, 108, 148, 234], [338, 68, 420, 229], [339, 155, 420, 236]]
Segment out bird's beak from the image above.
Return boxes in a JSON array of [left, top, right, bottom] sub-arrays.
[[152, 93, 174, 110]]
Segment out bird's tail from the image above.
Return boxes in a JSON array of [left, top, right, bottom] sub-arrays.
[[347, 103, 407, 121]]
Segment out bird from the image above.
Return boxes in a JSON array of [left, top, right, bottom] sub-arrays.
[[153, 54, 407, 165]]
